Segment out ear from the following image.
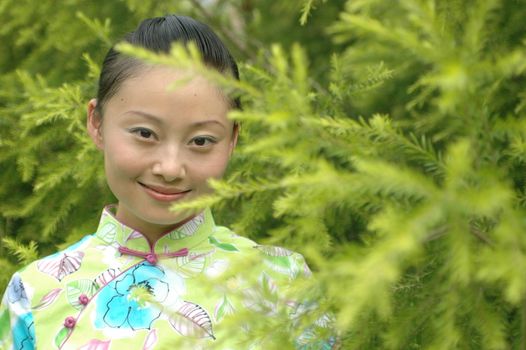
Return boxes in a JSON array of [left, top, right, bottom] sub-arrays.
[[229, 123, 239, 157], [87, 98, 104, 150]]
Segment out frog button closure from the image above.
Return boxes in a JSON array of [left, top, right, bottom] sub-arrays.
[[64, 316, 76, 329], [78, 293, 89, 306], [146, 253, 158, 265]]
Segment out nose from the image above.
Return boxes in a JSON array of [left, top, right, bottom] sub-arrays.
[[151, 145, 186, 182]]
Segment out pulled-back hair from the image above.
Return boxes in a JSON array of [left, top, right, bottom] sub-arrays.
[[96, 14, 240, 114]]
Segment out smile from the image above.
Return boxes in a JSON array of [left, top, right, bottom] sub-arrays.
[[138, 183, 191, 202]]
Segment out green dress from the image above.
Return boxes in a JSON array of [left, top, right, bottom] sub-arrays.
[[0, 207, 335, 349]]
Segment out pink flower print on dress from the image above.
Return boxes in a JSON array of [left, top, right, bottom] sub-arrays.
[[78, 339, 112, 350], [32, 288, 62, 310], [142, 329, 158, 350]]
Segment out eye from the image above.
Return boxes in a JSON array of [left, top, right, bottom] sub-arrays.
[[130, 127, 155, 140], [190, 136, 216, 147]]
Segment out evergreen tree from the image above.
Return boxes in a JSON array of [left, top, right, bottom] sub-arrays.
[[2, 0, 526, 348]]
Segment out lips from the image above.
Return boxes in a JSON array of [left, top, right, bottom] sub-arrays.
[[138, 182, 191, 202], [140, 183, 189, 195]]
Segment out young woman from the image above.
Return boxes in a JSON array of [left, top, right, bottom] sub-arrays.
[[0, 14, 336, 349]]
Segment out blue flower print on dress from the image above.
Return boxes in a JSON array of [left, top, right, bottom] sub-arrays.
[[95, 262, 169, 330], [7, 274, 29, 309], [12, 313, 35, 350]]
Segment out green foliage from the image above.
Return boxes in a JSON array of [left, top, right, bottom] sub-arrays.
[[2, 0, 526, 348], [1, 238, 38, 266]]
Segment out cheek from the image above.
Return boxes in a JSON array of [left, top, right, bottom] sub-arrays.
[[191, 151, 231, 183], [104, 140, 144, 179]]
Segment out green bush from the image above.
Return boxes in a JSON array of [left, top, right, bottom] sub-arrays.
[[2, 0, 526, 348]]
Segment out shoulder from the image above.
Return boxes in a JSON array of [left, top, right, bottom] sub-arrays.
[[14, 235, 95, 299], [0, 272, 35, 350], [20, 234, 93, 272], [2, 272, 31, 313], [211, 225, 312, 281]]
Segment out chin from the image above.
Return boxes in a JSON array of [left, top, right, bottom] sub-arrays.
[[145, 210, 194, 226]]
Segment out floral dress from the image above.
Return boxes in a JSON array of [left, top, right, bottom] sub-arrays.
[[0, 207, 336, 349]]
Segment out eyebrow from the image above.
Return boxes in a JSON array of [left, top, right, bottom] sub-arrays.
[[125, 110, 226, 129]]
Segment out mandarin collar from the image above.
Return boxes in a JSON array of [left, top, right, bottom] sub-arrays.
[[94, 205, 215, 255]]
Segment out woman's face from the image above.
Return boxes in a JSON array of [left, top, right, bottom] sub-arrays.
[[87, 66, 237, 238]]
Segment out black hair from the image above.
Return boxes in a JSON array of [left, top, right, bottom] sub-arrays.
[[95, 14, 240, 114]]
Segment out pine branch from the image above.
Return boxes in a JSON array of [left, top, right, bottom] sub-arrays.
[[2, 237, 39, 265], [187, 0, 256, 61]]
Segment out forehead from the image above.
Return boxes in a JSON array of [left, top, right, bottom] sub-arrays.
[[120, 66, 225, 100], [103, 66, 231, 123]]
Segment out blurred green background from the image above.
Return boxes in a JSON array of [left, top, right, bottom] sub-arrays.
[[2, 0, 526, 348]]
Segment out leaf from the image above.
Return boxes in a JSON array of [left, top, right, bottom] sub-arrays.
[[260, 272, 278, 297], [180, 212, 205, 236], [94, 268, 119, 288], [32, 288, 62, 310], [208, 236, 220, 245], [300, 0, 316, 25], [169, 213, 205, 239], [66, 279, 98, 309], [125, 230, 143, 242], [96, 221, 117, 244], [263, 255, 293, 276], [175, 253, 206, 278], [208, 236, 239, 252], [205, 259, 229, 278], [255, 245, 293, 257], [37, 251, 84, 281], [242, 287, 267, 313], [78, 339, 111, 350], [216, 243, 239, 252], [169, 301, 215, 339], [267, 256, 292, 269], [142, 329, 158, 350], [2, 238, 39, 265], [214, 295, 235, 322], [54, 327, 70, 348]]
